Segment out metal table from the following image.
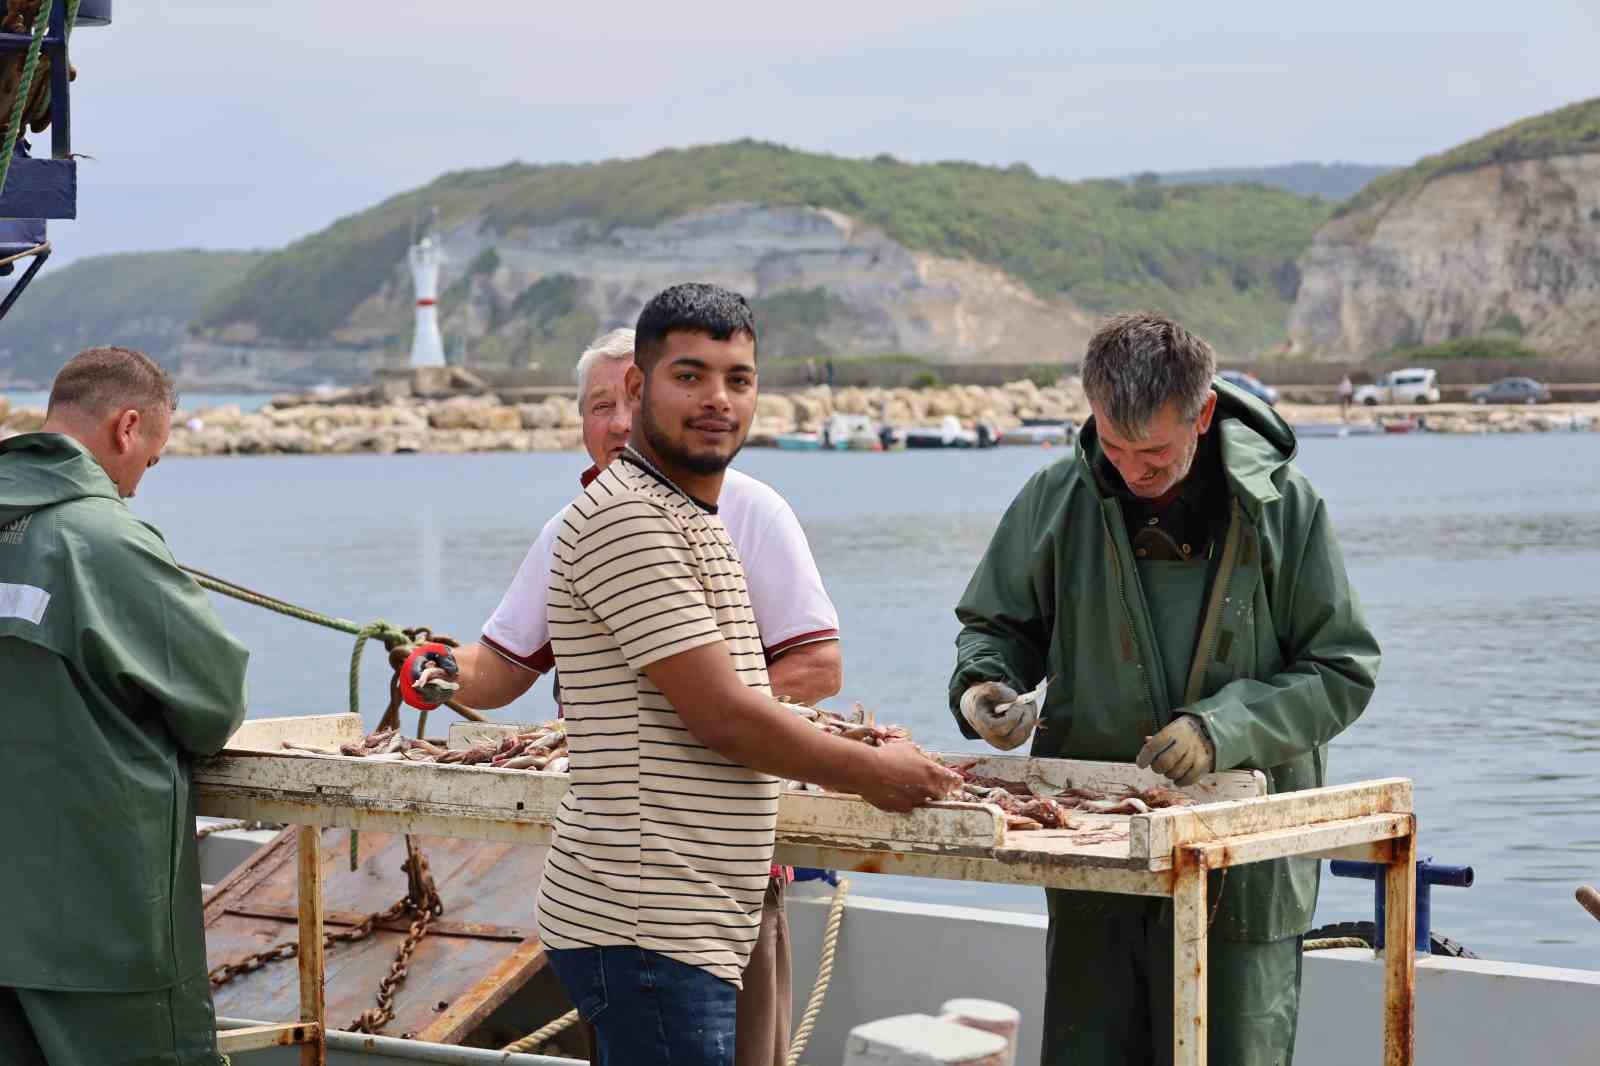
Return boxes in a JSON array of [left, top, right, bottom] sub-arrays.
[[196, 714, 1417, 1066]]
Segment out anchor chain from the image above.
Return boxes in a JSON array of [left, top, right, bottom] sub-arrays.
[[208, 834, 443, 1040]]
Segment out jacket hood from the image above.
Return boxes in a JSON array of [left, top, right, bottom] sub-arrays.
[[0, 432, 121, 525], [1076, 376, 1298, 514]]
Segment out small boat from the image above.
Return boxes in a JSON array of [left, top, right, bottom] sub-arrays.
[[1381, 416, 1423, 434], [1292, 423, 1350, 440], [775, 432, 829, 451], [901, 415, 1000, 450], [1000, 420, 1078, 447]]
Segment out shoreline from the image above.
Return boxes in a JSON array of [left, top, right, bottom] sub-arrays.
[[0, 384, 1594, 457]]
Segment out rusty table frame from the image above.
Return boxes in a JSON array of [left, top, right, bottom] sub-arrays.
[[196, 721, 1415, 1066]]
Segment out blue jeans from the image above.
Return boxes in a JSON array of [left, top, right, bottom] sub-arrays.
[[545, 946, 738, 1066]]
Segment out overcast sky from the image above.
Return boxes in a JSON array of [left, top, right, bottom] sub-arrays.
[[39, 1, 1600, 265]]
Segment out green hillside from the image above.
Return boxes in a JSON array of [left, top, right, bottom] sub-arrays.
[[1123, 162, 1393, 201], [1338, 97, 1600, 217], [193, 141, 1332, 354], [0, 250, 264, 384]]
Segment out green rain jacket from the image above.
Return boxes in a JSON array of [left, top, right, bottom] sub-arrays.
[[0, 433, 249, 991], [949, 381, 1380, 941]]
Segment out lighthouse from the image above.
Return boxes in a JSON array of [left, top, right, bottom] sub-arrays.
[[407, 233, 446, 368]]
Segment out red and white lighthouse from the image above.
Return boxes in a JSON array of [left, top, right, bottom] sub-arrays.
[[408, 233, 446, 368]]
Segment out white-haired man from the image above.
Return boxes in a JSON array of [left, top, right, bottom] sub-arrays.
[[412, 326, 841, 1066]]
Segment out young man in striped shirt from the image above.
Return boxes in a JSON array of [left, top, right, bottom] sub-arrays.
[[535, 283, 958, 1064], [430, 325, 844, 1066]]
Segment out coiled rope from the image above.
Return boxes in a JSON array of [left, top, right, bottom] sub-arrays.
[[499, 1008, 580, 1055], [0, 0, 52, 199]]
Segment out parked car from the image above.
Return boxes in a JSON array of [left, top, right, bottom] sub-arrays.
[[1218, 370, 1279, 406], [1469, 376, 1550, 405], [1354, 368, 1441, 406]]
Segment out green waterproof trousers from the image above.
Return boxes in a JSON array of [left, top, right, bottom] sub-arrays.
[[1043, 891, 1302, 1066], [0, 973, 225, 1066]]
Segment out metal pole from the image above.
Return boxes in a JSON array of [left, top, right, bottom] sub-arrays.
[[1172, 846, 1208, 1066], [46, 0, 67, 158], [1382, 816, 1417, 1066], [297, 825, 328, 1066]]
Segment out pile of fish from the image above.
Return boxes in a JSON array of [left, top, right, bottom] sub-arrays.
[[284, 708, 1194, 834], [947, 760, 1193, 831], [283, 724, 570, 773], [789, 701, 915, 745]]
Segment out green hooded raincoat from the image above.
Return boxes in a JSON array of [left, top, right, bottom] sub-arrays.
[[0, 433, 249, 994], [948, 381, 1380, 942]]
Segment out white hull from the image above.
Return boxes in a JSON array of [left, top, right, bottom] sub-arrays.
[[200, 827, 1600, 1066]]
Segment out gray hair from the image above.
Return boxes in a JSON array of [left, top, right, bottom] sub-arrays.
[[1081, 311, 1216, 438], [574, 327, 635, 397]]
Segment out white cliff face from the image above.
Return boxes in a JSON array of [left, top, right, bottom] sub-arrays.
[[1290, 154, 1600, 357], [351, 203, 1091, 363]]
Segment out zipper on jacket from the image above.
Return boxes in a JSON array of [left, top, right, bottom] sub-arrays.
[[1100, 503, 1162, 724], [1183, 500, 1244, 707]]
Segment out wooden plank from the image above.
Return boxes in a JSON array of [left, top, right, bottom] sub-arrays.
[[297, 826, 327, 1066], [774, 844, 1171, 896], [217, 1022, 320, 1054], [227, 714, 365, 753], [221, 902, 531, 942], [196, 753, 1007, 854], [1184, 813, 1410, 868], [415, 938, 548, 1044], [1172, 847, 1208, 1066], [1130, 778, 1413, 862], [206, 832, 554, 1041], [1384, 816, 1417, 1066], [934, 751, 1265, 805]]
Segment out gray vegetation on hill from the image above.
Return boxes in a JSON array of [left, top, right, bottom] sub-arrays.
[[0, 250, 264, 385], [190, 141, 1331, 354], [1118, 162, 1394, 201]]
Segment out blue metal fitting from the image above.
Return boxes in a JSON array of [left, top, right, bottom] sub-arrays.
[[1329, 856, 1474, 953]]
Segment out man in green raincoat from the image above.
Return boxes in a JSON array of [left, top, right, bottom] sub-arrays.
[[949, 313, 1379, 1066], [0, 346, 249, 1065]]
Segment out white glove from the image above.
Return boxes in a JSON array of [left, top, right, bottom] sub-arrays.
[[959, 679, 1041, 750], [1135, 715, 1215, 787]]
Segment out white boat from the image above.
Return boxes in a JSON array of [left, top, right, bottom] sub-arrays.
[[900, 415, 1000, 449], [999, 419, 1078, 447], [198, 824, 1600, 1066]]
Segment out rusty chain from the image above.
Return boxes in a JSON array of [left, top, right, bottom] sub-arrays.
[[209, 835, 443, 1040]]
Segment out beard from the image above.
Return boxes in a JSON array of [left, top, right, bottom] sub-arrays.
[[639, 385, 745, 476], [1128, 428, 1201, 499]]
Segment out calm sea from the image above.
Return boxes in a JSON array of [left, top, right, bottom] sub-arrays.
[[133, 434, 1600, 968]]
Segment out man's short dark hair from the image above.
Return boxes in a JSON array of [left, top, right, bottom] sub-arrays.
[[634, 283, 757, 372], [47, 346, 178, 419], [1081, 311, 1216, 438]]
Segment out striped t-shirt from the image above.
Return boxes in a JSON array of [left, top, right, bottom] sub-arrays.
[[535, 452, 779, 986]]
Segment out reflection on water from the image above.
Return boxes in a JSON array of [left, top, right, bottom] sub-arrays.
[[136, 434, 1600, 968]]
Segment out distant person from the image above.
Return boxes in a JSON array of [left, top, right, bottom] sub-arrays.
[[824, 358, 835, 387], [804, 356, 818, 386], [0, 347, 250, 1066], [949, 313, 1379, 1065], [1338, 374, 1354, 420], [407, 320, 861, 1066]]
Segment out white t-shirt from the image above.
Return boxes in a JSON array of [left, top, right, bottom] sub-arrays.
[[481, 466, 839, 674]]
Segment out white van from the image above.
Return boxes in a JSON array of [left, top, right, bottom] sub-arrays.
[[1354, 368, 1441, 406]]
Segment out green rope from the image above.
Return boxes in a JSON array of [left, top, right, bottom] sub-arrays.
[[182, 565, 413, 719], [348, 619, 410, 717], [0, 0, 55, 199]]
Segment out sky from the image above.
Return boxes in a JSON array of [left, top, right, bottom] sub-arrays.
[[33, 1, 1600, 266]]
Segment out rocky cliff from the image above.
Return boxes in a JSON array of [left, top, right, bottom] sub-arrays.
[[1290, 98, 1600, 358], [180, 141, 1327, 386]]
